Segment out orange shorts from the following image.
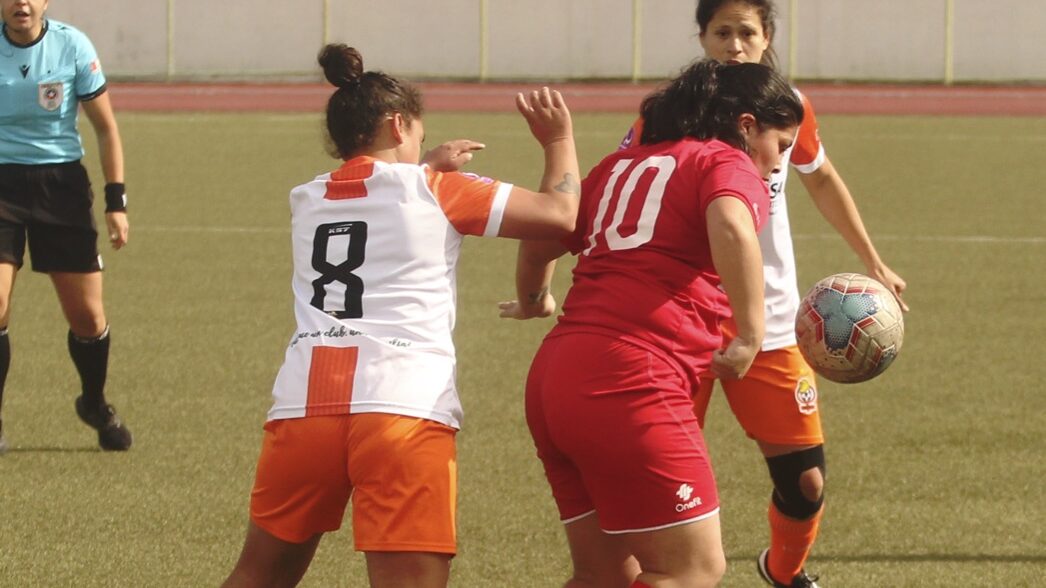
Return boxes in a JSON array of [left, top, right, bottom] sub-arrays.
[[249, 412, 458, 554], [694, 321, 824, 446]]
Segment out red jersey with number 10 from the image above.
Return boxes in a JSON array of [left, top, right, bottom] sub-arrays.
[[550, 138, 769, 385]]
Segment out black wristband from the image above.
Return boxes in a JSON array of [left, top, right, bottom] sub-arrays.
[[104, 183, 127, 213]]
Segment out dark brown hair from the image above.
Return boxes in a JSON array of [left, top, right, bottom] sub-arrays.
[[639, 59, 803, 152], [695, 0, 779, 69], [318, 44, 423, 159]]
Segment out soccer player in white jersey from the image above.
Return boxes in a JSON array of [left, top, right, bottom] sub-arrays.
[[0, 0, 131, 453], [221, 44, 580, 588], [616, 2, 908, 587]]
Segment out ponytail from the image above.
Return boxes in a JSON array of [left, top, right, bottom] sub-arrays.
[[318, 43, 423, 159]]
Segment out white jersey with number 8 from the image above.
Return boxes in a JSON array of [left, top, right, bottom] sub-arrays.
[[268, 157, 513, 429]]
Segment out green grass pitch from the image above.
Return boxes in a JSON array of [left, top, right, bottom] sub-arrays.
[[0, 111, 1043, 586]]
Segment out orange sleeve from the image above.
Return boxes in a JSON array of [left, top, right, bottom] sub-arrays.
[[790, 92, 824, 171], [424, 167, 512, 237]]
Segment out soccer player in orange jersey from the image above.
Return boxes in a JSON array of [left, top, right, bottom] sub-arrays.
[[221, 44, 580, 588]]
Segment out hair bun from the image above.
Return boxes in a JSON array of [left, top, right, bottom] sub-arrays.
[[318, 44, 364, 89]]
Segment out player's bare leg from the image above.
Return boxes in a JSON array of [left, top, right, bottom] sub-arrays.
[[561, 512, 640, 587], [51, 271, 106, 337], [223, 522, 321, 588], [621, 513, 726, 587], [0, 262, 15, 454], [365, 551, 451, 588], [758, 441, 825, 587]]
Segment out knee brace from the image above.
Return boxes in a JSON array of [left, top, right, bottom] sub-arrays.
[[765, 445, 825, 520]]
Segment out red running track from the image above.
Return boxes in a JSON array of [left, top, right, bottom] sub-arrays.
[[109, 81, 1046, 116]]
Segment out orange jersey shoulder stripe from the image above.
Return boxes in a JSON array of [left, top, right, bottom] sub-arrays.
[[326, 157, 376, 200], [424, 166, 504, 236]]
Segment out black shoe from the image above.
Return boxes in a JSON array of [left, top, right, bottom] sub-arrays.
[[758, 548, 821, 588], [75, 397, 133, 451]]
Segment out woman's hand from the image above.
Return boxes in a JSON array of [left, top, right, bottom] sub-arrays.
[[105, 211, 129, 250], [516, 87, 573, 148], [497, 290, 557, 320], [421, 140, 486, 172], [867, 263, 909, 312], [711, 334, 760, 380]]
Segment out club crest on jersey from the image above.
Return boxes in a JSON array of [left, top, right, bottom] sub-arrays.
[[794, 377, 818, 415], [38, 83, 63, 111]]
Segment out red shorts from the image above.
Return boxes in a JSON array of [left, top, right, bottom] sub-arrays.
[[526, 331, 719, 533], [250, 413, 458, 553], [694, 320, 824, 445]]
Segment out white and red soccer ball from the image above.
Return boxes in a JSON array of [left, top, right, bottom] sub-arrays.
[[795, 273, 904, 383]]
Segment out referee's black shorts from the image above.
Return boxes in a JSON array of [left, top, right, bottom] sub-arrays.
[[0, 161, 102, 273]]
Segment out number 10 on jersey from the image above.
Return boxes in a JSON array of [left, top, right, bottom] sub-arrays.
[[583, 156, 676, 255]]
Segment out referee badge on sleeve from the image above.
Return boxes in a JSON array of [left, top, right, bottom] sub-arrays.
[[38, 83, 64, 111]]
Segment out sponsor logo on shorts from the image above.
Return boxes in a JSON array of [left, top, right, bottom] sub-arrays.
[[675, 483, 702, 512], [795, 377, 818, 415]]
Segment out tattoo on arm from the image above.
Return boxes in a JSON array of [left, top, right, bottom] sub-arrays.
[[527, 287, 550, 305], [554, 173, 580, 196]]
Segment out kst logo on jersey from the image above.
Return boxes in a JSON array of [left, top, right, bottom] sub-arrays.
[[675, 483, 702, 512]]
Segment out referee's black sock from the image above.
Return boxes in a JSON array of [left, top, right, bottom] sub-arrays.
[[0, 327, 9, 422], [68, 326, 110, 409]]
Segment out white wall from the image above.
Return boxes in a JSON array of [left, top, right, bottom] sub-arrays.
[[953, 1, 1044, 81], [330, 0, 482, 78], [45, 0, 1046, 83], [791, 0, 947, 81]]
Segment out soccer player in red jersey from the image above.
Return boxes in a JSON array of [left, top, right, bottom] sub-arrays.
[[500, 60, 803, 587], [615, 4, 908, 585]]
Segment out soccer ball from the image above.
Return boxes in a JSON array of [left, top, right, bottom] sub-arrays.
[[795, 273, 904, 383]]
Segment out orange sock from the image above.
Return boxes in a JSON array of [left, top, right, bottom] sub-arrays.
[[767, 501, 823, 584]]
